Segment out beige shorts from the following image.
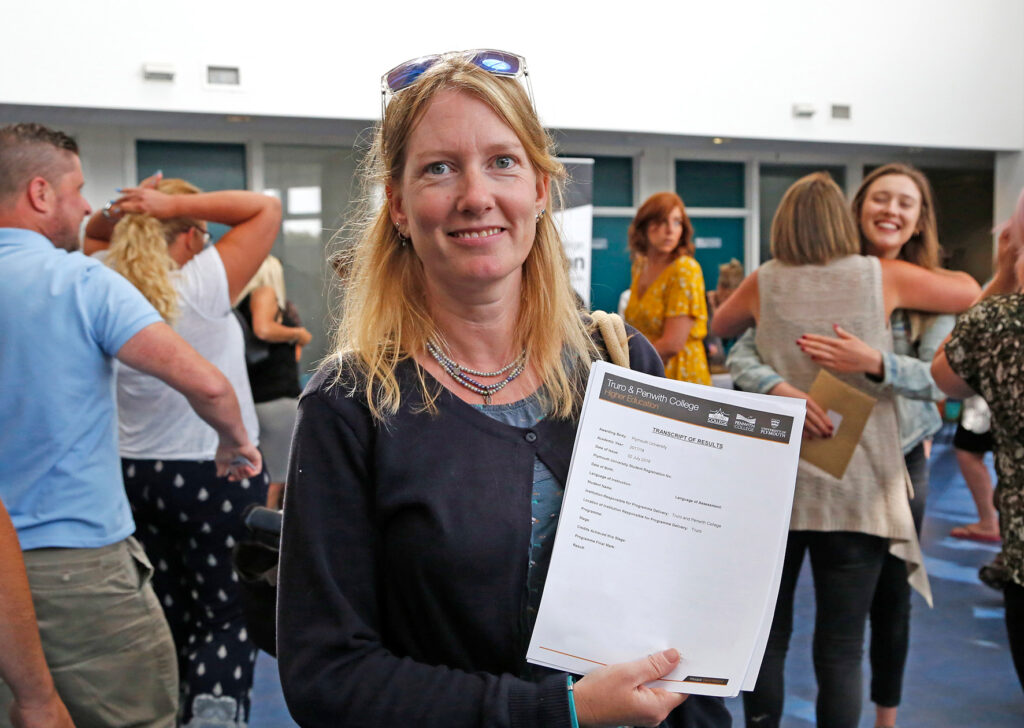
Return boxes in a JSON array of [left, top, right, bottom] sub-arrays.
[[0, 537, 178, 728]]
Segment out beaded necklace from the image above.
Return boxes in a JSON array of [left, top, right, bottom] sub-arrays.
[[426, 340, 527, 404]]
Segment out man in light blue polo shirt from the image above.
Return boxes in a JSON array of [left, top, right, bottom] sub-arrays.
[[0, 123, 263, 728]]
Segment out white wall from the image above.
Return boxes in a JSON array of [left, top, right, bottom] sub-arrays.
[[996, 152, 1024, 223], [3, 0, 1022, 151], [75, 127, 131, 210]]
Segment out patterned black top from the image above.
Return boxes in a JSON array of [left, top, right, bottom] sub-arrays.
[[946, 294, 1024, 587]]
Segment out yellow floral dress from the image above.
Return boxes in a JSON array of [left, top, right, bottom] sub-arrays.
[[624, 255, 711, 385]]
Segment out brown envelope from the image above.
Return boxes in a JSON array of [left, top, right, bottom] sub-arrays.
[[799, 370, 876, 479]]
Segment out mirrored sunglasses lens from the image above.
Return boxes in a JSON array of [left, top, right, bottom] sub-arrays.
[[472, 51, 520, 75], [386, 59, 437, 92]]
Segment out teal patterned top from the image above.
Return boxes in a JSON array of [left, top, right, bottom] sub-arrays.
[[473, 395, 562, 646]]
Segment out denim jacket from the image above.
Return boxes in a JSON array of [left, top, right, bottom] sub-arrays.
[[726, 312, 955, 454]]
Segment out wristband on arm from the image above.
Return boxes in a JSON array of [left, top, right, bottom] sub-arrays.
[[567, 675, 580, 728]]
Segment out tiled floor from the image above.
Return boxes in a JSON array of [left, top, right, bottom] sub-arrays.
[[248, 423, 1023, 727]]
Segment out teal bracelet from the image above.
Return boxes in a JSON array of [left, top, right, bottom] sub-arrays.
[[566, 675, 580, 728]]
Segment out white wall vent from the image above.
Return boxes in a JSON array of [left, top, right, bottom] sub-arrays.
[[207, 66, 241, 86]]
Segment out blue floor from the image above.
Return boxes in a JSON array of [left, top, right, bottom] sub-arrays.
[[248, 652, 295, 728], [248, 423, 1023, 726]]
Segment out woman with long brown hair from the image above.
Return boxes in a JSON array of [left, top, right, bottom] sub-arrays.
[[727, 163, 957, 728], [623, 192, 711, 384]]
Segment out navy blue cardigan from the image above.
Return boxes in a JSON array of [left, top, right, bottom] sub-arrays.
[[277, 331, 730, 728]]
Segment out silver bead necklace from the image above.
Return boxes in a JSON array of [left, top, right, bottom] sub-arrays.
[[426, 340, 527, 405]]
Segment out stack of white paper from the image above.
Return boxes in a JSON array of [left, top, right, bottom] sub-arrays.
[[527, 361, 806, 697]]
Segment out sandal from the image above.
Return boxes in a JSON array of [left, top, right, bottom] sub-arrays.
[[950, 523, 1001, 543]]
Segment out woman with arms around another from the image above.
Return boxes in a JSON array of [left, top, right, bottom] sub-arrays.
[[82, 180, 281, 728], [726, 163, 955, 728], [624, 192, 711, 384], [712, 173, 979, 728], [276, 50, 730, 728], [932, 192, 1024, 692]]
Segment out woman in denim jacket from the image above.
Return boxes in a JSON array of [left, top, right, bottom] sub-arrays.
[[727, 164, 954, 728]]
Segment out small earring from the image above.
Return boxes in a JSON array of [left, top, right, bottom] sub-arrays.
[[395, 223, 410, 247], [535, 208, 546, 223]]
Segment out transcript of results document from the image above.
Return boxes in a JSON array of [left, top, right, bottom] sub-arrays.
[[527, 361, 806, 698]]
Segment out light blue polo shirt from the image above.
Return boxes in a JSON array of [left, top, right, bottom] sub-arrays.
[[0, 228, 162, 550]]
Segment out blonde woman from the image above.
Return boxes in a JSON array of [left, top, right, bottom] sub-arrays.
[[277, 50, 730, 727], [707, 258, 744, 312], [713, 173, 979, 728], [83, 180, 281, 728], [727, 164, 958, 728], [234, 255, 311, 508], [705, 258, 745, 367]]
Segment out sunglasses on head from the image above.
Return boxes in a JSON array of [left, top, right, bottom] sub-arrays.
[[380, 49, 532, 116]]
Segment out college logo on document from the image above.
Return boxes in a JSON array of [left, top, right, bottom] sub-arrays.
[[771, 418, 781, 428], [707, 408, 730, 426], [734, 412, 756, 432]]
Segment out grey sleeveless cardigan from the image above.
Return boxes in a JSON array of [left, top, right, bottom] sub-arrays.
[[755, 255, 931, 604]]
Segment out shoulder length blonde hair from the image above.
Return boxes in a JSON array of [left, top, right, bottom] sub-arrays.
[[105, 178, 201, 323], [334, 54, 597, 421], [770, 172, 860, 265]]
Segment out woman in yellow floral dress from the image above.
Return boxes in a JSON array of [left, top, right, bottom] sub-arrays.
[[623, 191, 711, 384]]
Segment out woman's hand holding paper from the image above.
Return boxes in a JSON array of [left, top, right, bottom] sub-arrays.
[[573, 648, 689, 727]]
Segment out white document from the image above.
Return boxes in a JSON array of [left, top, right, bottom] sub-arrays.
[[526, 362, 805, 697]]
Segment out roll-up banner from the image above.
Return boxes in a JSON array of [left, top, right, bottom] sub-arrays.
[[555, 158, 594, 308]]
